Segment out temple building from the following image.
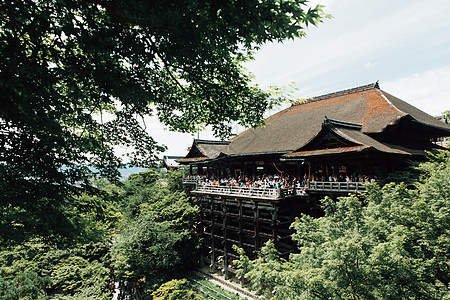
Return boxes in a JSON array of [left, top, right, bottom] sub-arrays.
[[178, 82, 450, 277]]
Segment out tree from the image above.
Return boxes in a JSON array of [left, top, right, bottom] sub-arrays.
[[111, 171, 199, 289], [443, 110, 450, 123], [0, 241, 112, 299], [151, 279, 201, 300], [0, 0, 327, 242], [0, 178, 122, 299], [234, 150, 450, 299], [233, 241, 289, 297]]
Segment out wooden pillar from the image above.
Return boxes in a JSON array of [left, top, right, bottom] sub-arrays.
[[271, 204, 279, 243], [223, 198, 229, 279], [252, 161, 256, 181], [238, 200, 243, 248], [238, 199, 244, 285], [199, 197, 204, 267], [253, 202, 259, 253], [382, 159, 388, 179], [308, 162, 312, 181], [358, 159, 364, 182], [210, 198, 215, 269]]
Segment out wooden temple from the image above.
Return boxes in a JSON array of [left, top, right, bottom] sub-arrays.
[[177, 82, 450, 277]]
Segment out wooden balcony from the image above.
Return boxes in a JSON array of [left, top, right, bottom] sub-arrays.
[[191, 184, 284, 200], [184, 179, 367, 199], [183, 177, 201, 185], [307, 181, 367, 193]]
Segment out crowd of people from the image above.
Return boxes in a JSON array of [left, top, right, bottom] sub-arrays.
[[316, 174, 382, 183], [186, 174, 298, 190], [185, 172, 382, 190]]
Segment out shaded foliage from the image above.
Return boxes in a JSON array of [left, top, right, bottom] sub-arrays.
[[0, 168, 200, 299], [0, 241, 111, 299], [0, 0, 326, 242], [0, 179, 121, 299]]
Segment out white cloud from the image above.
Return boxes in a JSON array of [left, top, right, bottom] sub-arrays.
[[363, 62, 374, 69], [246, 0, 450, 92], [382, 66, 450, 116]]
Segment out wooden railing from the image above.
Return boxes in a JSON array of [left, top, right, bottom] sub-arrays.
[[183, 177, 203, 185], [183, 179, 367, 199], [307, 181, 366, 192], [193, 184, 279, 199], [279, 186, 296, 198]]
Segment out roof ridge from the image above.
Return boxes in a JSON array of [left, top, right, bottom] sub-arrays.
[[323, 117, 363, 130], [194, 139, 230, 145], [292, 81, 379, 106]]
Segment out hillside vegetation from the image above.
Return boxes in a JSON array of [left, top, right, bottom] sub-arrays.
[[0, 170, 199, 299], [234, 150, 450, 299], [1, 151, 449, 299]]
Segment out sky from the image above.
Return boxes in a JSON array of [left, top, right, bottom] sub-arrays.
[[145, 0, 450, 158]]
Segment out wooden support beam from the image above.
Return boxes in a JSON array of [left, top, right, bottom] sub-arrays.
[[358, 160, 363, 182], [252, 160, 256, 181], [199, 197, 205, 267], [223, 198, 229, 279], [254, 202, 259, 252], [238, 200, 243, 248], [210, 198, 215, 269], [272, 204, 279, 242]]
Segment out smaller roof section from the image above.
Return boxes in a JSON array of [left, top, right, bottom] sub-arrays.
[[284, 117, 426, 158], [176, 139, 230, 164]]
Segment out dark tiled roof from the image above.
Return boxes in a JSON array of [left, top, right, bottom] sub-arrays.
[[227, 83, 450, 155], [334, 126, 425, 156], [284, 145, 370, 158], [381, 91, 450, 132], [284, 117, 426, 158], [175, 156, 209, 163], [176, 139, 230, 164], [196, 140, 230, 159]]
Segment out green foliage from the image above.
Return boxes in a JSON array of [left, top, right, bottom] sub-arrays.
[[232, 245, 251, 281], [234, 241, 288, 297], [111, 171, 199, 288], [0, 268, 50, 300], [443, 110, 450, 123], [0, 178, 121, 299], [388, 150, 450, 186], [0, 241, 111, 299], [1, 0, 327, 242], [151, 279, 201, 300], [234, 150, 450, 299], [51, 256, 109, 296], [0, 169, 200, 299]]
